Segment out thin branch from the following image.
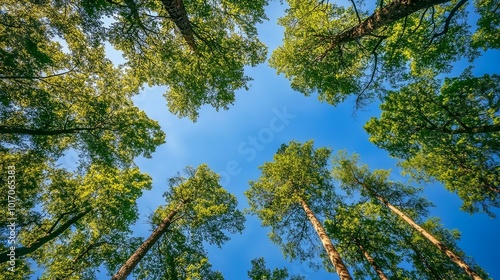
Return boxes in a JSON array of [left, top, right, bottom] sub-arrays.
[[428, 0, 468, 45], [0, 68, 76, 80], [349, 0, 362, 24]]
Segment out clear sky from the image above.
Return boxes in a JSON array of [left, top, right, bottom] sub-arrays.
[[100, 1, 500, 279]]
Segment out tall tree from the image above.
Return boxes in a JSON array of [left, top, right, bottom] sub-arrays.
[[324, 202, 409, 279], [399, 217, 489, 280], [111, 164, 245, 280], [269, 0, 475, 107], [133, 227, 224, 280], [332, 152, 488, 280], [84, 0, 269, 120], [0, 1, 165, 167], [0, 161, 152, 279], [245, 141, 353, 280], [1, 0, 269, 121], [364, 70, 500, 215]]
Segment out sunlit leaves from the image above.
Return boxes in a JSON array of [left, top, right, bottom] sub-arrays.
[[2, 162, 152, 279], [118, 164, 244, 279], [101, 0, 269, 120], [365, 71, 500, 215], [245, 141, 338, 265], [330, 152, 490, 279], [270, 0, 475, 106]]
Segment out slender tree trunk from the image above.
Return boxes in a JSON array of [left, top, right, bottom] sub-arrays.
[[160, 0, 197, 51], [299, 199, 352, 280], [356, 242, 389, 280], [363, 186, 483, 280], [0, 208, 91, 262], [0, 126, 100, 135], [111, 207, 180, 280], [401, 232, 443, 280]]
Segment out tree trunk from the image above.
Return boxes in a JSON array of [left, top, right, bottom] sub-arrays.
[[0, 208, 91, 262], [0, 125, 101, 135], [334, 0, 450, 45], [363, 186, 483, 280], [318, 0, 451, 60], [356, 242, 389, 280], [160, 0, 197, 51], [450, 123, 500, 134], [299, 199, 352, 280], [111, 207, 180, 280], [401, 232, 443, 279]]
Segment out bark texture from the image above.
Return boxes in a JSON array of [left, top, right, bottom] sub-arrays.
[[357, 242, 389, 280], [0, 126, 104, 135], [300, 199, 353, 280], [111, 207, 180, 280], [160, 0, 197, 51], [333, 0, 451, 45], [364, 186, 483, 280], [318, 0, 452, 60]]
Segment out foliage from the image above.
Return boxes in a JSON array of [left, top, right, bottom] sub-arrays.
[[155, 164, 245, 247], [83, 0, 268, 120], [269, 0, 474, 106], [245, 140, 337, 265], [331, 151, 490, 279], [0, 160, 152, 279], [0, 0, 165, 168], [1, 0, 269, 122], [134, 228, 224, 280], [365, 71, 500, 215], [325, 201, 412, 279], [111, 164, 245, 279], [473, 0, 500, 49], [248, 257, 305, 280]]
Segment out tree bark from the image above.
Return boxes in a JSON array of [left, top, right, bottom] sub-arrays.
[[0, 125, 102, 135], [0, 208, 91, 263], [363, 186, 483, 280], [111, 206, 180, 280], [160, 0, 197, 51], [334, 0, 450, 44], [318, 0, 451, 59], [299, 199, 352, 280], [356, 242, 389, 280]]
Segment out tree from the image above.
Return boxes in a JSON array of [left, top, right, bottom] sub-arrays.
[[269, 0, 475, 107], [111, 164, 245, 280], [0, 1, 165, 167], [133, 227, 224, 280], [0, 161, 152, 279], [83, 0, 269, 120], [248, 257, 305, 280], [1, 0, 268, 121], [245, 141, 353, 280], [364, 70, 500, 215], [332, 151, 488, 280], [324, 202, 408, 280], [400, 217, 489, 280]]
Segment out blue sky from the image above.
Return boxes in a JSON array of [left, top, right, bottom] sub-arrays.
[[102, 1, 500, 279]]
